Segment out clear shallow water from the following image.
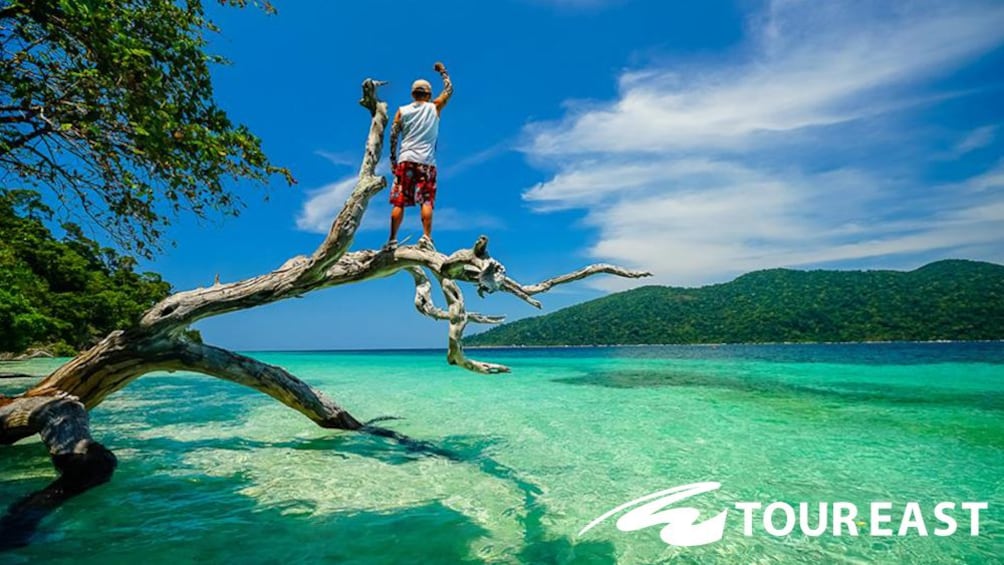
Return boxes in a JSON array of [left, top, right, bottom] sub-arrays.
[[1, 343, 1002, 564]]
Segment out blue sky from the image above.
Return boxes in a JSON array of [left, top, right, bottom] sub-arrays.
[[141, 0, 1004, 350]]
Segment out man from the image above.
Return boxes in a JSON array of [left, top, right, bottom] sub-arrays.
[[385, 61, 453, 251]]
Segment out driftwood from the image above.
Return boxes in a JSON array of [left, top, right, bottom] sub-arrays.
[[0, 79, 649, 547]]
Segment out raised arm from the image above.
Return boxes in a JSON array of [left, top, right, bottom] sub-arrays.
[[433, 61, 453, 113], [389, 109, 402, 169]]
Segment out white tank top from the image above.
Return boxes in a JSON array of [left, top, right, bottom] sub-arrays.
[[397, 101, 439, 166]]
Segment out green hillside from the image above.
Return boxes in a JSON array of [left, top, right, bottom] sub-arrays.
[[467, 260, 1004, 346], [0, 191, 173, 356]]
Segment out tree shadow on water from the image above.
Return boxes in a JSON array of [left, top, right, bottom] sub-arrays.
[[2, 470, 492, 563], [2, 424, 619, 563], [2, 441, 618, 564]]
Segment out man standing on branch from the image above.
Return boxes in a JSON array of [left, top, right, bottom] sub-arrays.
[[386, 61, 453, 251]]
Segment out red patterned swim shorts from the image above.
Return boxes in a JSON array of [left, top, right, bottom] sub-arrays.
[[390, 161, 437, 208]]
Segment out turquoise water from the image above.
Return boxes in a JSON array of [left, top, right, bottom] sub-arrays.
[[1, 343, 1002, 563]]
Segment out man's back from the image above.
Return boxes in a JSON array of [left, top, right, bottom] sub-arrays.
[[397, 101, 439, 166]]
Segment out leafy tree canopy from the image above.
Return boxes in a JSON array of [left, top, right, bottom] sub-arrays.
[[0, 189, 176, 354], [0, 0, 291, 256]]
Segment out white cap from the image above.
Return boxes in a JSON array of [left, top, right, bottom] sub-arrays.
[[411, 79, 432, 94]]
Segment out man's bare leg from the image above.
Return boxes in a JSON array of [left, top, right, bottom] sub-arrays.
[[420, 203, 433, 240], [389, 205, 405, 243]]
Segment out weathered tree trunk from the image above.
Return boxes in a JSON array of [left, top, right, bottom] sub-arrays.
[[0, 79, 649, 547]]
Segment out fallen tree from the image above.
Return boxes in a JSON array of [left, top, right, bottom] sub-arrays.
[[0, 79, 649, 545]]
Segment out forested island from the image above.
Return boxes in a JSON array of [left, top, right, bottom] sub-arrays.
[[467, 260, 1004, 346]]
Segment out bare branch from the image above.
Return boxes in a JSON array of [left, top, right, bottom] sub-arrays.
[[312, 79, 389, 267], [510, 264, 652, 296], [438, 277, 511, 374], [25, 333, 362, 434], [134, 234, 644, 375], [468, 312, 507, 325], [407, 266, 504, 325], [168, 341, 362, 430], [407, 266, 450, 321], [501, 280, 543, 309]]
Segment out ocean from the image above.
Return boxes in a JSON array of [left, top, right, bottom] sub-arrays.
[[1, 343, 1002, 563]]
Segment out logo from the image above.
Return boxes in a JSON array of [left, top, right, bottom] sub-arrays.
[[579, 482, 727, 547], [579, 482, 988, 547]]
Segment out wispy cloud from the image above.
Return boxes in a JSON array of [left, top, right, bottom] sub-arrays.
[[445, 141, 511, 176], [954, 125, 998, 155], [296, 177, 358, 233], [521, 0, 1004, 287], [579, 161, 1004, 288], [314, 149, 358, 168], [528, 3, 1004, 155]]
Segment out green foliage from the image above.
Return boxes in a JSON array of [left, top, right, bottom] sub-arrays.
[[0, 189, 172, 353], [468, 261, 1004, 346], [0, 0, 292, 256]]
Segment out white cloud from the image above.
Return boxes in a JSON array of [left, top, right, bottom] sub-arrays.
[[521, 0, 1004, 287], [528, 2, 1004, 156], [296, 176, 358, 233], [954, 125, 998, 155], [579, 158, 1004, 288], [967, 161, 1004, 191]]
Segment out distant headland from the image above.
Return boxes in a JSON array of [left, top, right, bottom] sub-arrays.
[[467, 260, 1004, 346]]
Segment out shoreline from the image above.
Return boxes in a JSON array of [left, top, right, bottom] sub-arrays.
[[4, 340, 1002, 362], [465, 339, 1004, 350]]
